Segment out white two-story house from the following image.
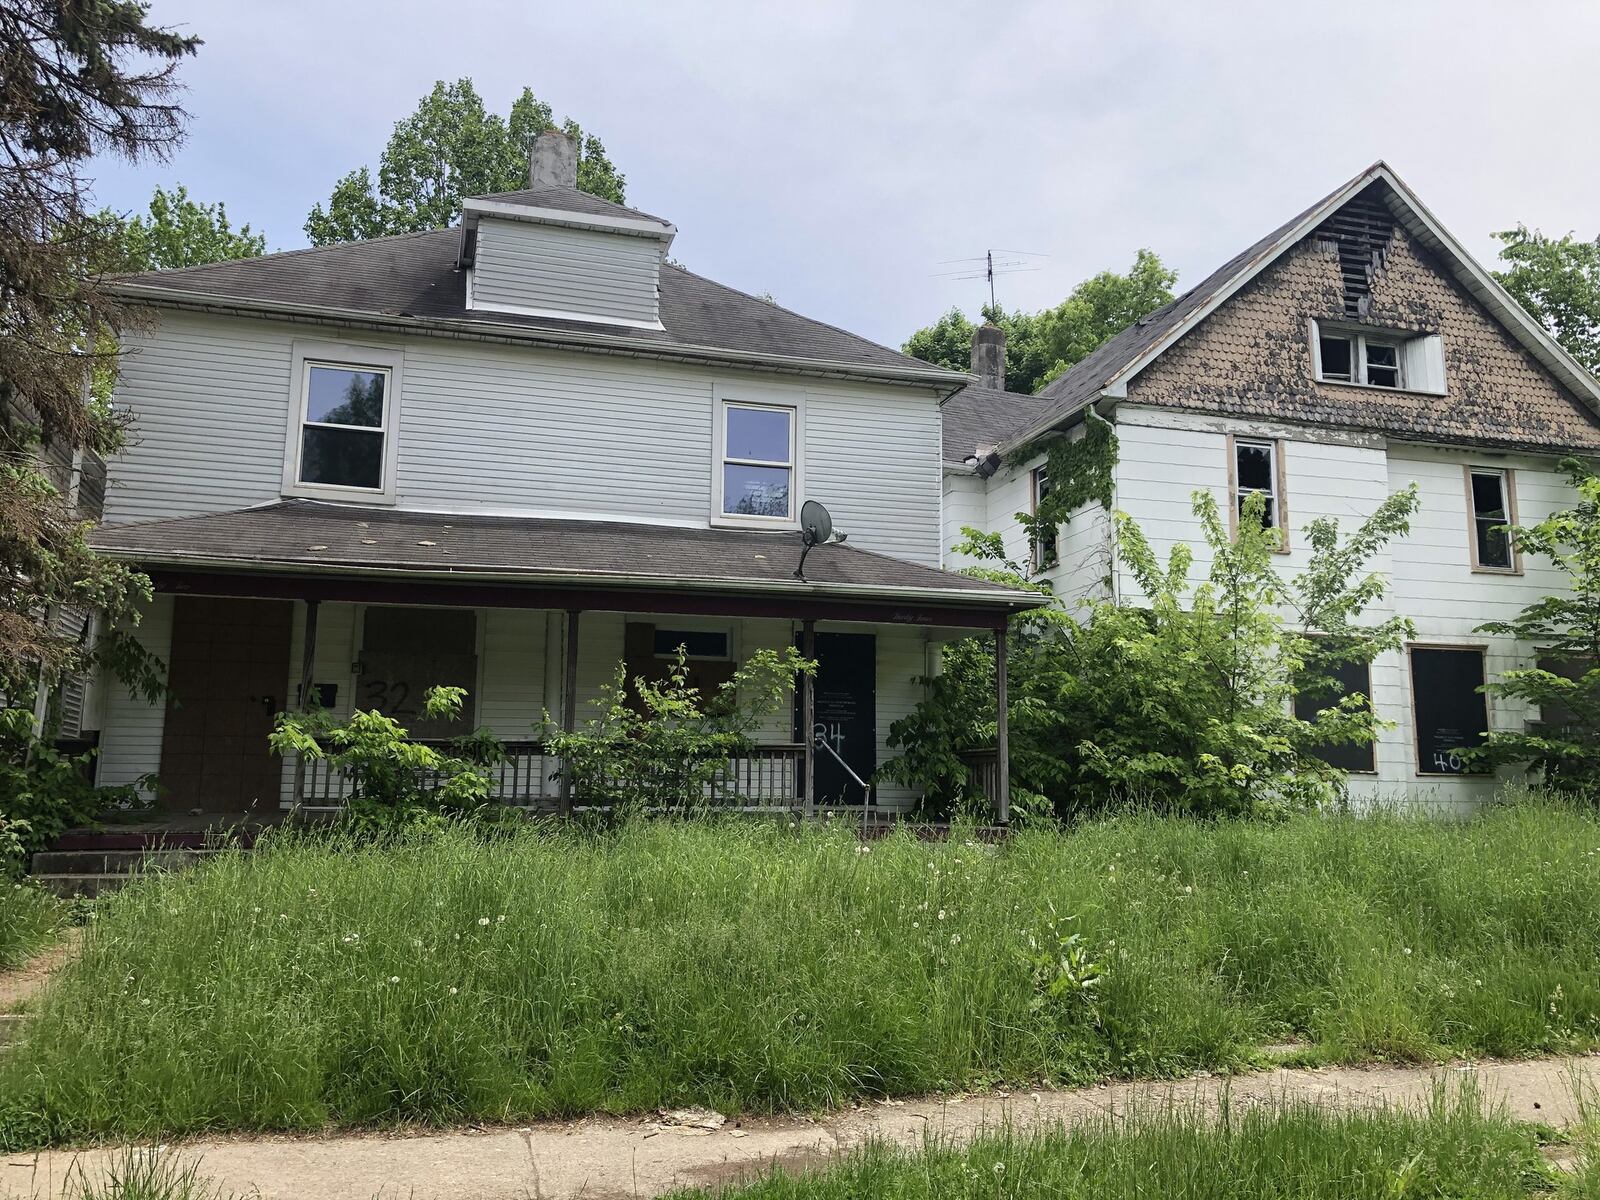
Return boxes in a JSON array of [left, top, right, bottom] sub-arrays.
[[83, 132, 1040, 820], [942, 162, 1600, 810]]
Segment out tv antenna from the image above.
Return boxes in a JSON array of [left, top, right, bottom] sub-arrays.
[[793, 499, 847, 581], [932, 248, 1047, 309]]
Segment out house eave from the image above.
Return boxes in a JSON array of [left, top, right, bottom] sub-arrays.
[[106, 282, 973, 392]]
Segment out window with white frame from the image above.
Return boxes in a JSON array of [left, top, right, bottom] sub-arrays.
[[293, 361, 391, 492], [1314, 322, 1446, 393], [1317, 329, 1400, 388], [720, 401, 795, 519], [1232, 436, 1282, 533], [1030, 467, 1058, 570], [1467, 466, 1517, 572]]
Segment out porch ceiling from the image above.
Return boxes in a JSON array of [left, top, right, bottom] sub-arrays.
[[91, 500, 1044, 627]]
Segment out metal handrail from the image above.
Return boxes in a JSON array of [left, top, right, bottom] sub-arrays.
[[813, 733, 872, 807]]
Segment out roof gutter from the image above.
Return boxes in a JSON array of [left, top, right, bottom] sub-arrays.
[[93, 546, 1048, 611], [107, 283, 970, 393]]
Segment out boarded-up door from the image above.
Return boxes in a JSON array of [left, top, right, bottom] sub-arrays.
[[795, 632, 876, 805], [159, 596, 293, 811]]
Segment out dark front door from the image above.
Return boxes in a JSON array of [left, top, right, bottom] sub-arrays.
[[796, 632, 876, 805], [159, 596, 293, 812]]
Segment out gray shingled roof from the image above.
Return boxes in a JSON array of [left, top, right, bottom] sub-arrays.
[[90, 501, 1041, 609], [473, 183, 672, 227], [940, 383, 1058, 466], [109, 198, 956, 382]]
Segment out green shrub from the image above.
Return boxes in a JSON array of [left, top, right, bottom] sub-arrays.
[[543, 644, 813, 811], [0, 707, 151, 856], [663, 1087, 1553, 1199], [3, 800, 1600, 1146], [885, 487, 1418, 820]]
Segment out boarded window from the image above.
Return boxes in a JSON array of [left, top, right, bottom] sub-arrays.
[[1468, 468, 1514, 570], [1294, 654, 1376, 773], [652, 628, 730, 660], [357, 607, 477, 738], [625, 623, 736, 705], [1410, 647, 1489, 775]]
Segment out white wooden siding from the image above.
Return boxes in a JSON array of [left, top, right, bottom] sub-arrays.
[[94, 594, 172, 796], [105, 313, 944, 566], [471, 217, 662, 327]]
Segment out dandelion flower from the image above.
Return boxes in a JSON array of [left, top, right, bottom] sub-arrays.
[[389, 976, 400, 984], [478, 917, 491, 926], [950, 934, 961, 946], [449, 987, 458, 995], [1402, 947, 1412, 956], [937, 909, 947, 921], [993, 1162, 1005, 1176], [140, 998, 151, 1006], [496, 915, 506, 923]]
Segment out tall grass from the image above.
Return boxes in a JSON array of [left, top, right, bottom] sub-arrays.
[[664, 1087, 1557, 1199], [0, 880, 60, 972], [3, 800, 1600, 1146]]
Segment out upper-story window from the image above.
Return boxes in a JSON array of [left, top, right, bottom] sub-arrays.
[[1030, 467, 1058, 571], [1313, 321, 1446, 394], [1466, 466, 1519, 573], [1230, 435, 1286, 548], [284, 341, 404, 502], [716, 392, 800, 523]]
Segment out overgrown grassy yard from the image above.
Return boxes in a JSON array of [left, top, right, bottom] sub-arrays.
[[665, 1089, 1582, 1200], [4, 801, 1600, 1147], [0, 879, 59, 970]]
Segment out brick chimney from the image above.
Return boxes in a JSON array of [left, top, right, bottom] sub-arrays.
[[529, 130, 578, 189], [970, 322, 1006, 390]]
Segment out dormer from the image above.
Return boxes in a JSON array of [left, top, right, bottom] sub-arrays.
[[458, 131, 676, 331]]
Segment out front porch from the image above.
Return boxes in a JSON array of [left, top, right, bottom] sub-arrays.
[[89, 502, 1040, 821]]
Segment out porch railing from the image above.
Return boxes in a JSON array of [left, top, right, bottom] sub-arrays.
[[957, 747, 1002, 810], [293, 740, 807, 811]]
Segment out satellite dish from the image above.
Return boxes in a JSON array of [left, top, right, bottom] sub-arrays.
[[794, 500, 845, 581], [800, 500, 833, 546]]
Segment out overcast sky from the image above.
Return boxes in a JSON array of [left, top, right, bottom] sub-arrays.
[[89, 0, 1600, 350]]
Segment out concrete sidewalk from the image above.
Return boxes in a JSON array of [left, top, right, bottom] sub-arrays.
[[3, 1054, 1593, 1200]]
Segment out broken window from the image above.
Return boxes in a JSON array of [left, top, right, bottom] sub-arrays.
[[1364, 340, 1400, 388], [1318, 334, 1353, 382], [1031, 467, 1058, 570], [1315, 326, 1407, 389], [1233, 438, 1280, 533], [1468, 467, 1516, 571]]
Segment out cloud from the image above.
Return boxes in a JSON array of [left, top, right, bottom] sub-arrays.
[[93, 0, 1600, 348]]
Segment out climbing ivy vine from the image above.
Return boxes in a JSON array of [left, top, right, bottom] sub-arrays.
[[1012, 407, 1119, 567]]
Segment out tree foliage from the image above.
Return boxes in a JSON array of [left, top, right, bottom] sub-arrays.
[[304, 79, 626, 246], [1467, 459, 1600, 792], [102, 184, 265, 272], [884, 486, 1419, 820], [902, 250, 1177, 394], [0, 1, 197, 692], [1494, 225, 1600, 376]]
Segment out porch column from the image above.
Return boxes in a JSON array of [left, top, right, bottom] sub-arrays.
[[559, 608, 580, 816], [994, 624, 1009, 825], [291, 598, 320, 808], [801, 618, 816, 818]]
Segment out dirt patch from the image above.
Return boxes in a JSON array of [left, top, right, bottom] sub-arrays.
[[0, 927, 82, 1014]]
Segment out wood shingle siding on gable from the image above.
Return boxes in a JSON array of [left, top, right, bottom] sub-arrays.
[[1120, 218, 1600, 454]]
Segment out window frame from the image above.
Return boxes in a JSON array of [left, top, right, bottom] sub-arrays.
[[711, 384, 805, 528], [1463, 465, 1521, 575], [1030, 465, 1059, 572], [1312, 322, 1411, 390], [282, 340, 405, 504], [1291, 640, 1378, 775], [1406, 642, 1492, 777], [1225, 433, 1289, 553]]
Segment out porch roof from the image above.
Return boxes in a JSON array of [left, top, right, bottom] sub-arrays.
[[91, 500, 1045, 623]]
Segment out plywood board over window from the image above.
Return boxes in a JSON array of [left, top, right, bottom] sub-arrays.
[[1293, 650, 1377, 773], [357, 607, 478, 738], [1408, 644, 1490, 776]]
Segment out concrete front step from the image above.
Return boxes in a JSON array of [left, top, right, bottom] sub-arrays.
[[29, 847, 220, 876], [32, 873, 139, 899]]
